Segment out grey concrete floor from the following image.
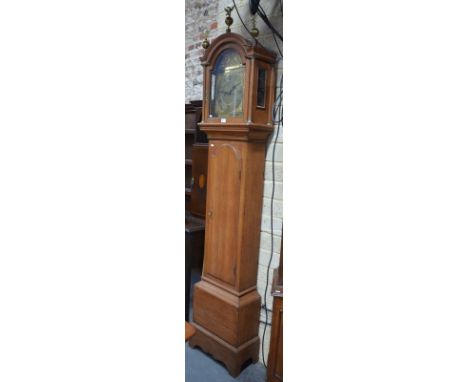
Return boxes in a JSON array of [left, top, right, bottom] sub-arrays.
[[186, 269, 266, 382], [185, 343, 266, 382]]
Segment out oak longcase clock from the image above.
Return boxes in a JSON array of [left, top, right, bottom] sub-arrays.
[[188, 31, 276, 377]]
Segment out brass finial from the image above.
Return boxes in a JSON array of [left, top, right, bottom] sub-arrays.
[[202, 30, 210, 49], [250, 14, 259, 38], [225, 6, 233, 32]]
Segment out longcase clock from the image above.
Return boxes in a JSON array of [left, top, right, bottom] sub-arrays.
[[188, 31, 276, 377]]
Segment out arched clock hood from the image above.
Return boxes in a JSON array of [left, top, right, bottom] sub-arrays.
[[198, 32, 278, 142]]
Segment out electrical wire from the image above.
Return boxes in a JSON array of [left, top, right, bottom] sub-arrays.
[[232, 0, 266, 50], [231, 0, 284, 367], [232, 0, 282, 59], [232, 0, 251, 35], [260, 319, 272, 327], [261, 78, 283, 366], [257, 4, 282, 40], [257, 2, 283, 58], [258, 4, 283, 41], [261, 74, 283, 367], [249, 0, 260, 14], [271, 29, 283, 58]]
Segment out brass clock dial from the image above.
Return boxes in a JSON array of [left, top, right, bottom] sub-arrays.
[[210, 49, 245, 118]]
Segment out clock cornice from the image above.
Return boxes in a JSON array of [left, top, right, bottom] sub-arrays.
[[199, 121, 273, 142], [201, 32, 277, 67]]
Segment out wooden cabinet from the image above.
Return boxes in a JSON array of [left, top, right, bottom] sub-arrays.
[[189, 144, 208, 219], [185, 100, 206, 211], [189, 31, 277, 377], [185, 143, 208, 272], [268, 298, 283, 382], [267, 236, 283, 381], [185, 100, 208, 321], [185, 100, 208, 269]]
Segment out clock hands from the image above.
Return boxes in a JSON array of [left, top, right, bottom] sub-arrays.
[[227, 82, 241, 95], [217, 82, 240, 97], [215, 76, 242, 116], [218, 82, 241, 98]]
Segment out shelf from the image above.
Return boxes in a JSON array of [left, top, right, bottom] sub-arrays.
[[190, 100, 203, 108], [185, 159, 192, 166]]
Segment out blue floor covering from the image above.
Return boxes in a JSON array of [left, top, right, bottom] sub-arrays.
[[186, 269, 266, 381], [185, 343, 266, 382]]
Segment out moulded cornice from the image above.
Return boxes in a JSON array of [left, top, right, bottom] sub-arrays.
[[199, 121, 274, 142], [200, 32, 276, 66]]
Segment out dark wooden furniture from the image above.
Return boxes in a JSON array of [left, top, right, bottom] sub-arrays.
[[185, 215, 205, 321], [189, 144, 209, 219], [185, 322, 196, 342], [189, 32, 277, 377], [185, 101, 209, 321], [185, 101, 206, 211], [267, 236, 283, 382]]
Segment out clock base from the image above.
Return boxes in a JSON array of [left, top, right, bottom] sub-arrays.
[[190, 280, 261, 376], [189, 322, 259, 377]]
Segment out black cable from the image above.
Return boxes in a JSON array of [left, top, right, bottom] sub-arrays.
[[233, 0, 283, 59], [261, 86, 282, 366], [233, 0, 283, 364], [258, 4, 282, 40], [249, 0, 260, 14], [232, 0, 251, 35], [254, 3, 283, 58], [231, 0, 284, 367], [261, 74, 283, 367], [271, 30, 283, 58], [232, 0, 267, 50], [258, 4, 283, 41]]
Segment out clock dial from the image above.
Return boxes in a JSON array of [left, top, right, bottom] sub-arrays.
[[210, 49, 245, 118]]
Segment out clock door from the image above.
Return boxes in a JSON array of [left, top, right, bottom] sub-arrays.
[[203, 142, 243, 288]]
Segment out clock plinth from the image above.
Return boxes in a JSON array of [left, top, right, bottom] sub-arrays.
[[189, 32, 276, 377], [189, 280, 261, 376], [189, 323, 259, 377]]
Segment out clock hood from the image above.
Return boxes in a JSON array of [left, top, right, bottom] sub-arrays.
[[200, 32, 276, 67]]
